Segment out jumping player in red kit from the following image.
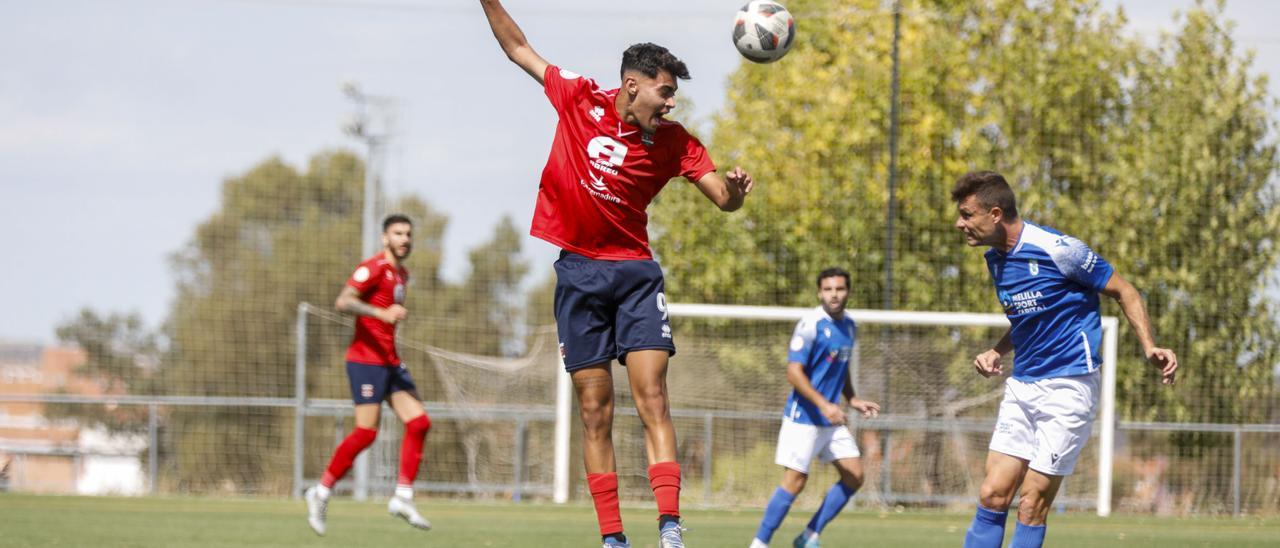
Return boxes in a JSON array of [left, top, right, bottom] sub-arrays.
[[480, 2, 756, 546], [304, 214, 433, 536]]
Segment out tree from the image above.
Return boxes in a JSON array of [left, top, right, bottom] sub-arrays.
[[159, 150, 450, 492], [48, 309, 161, 432]]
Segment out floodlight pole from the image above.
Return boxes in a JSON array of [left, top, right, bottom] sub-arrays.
[[879, 0, 903, 504], [343, 82, 394, 258]]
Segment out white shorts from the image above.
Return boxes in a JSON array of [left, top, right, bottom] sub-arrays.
[[774, 419, 861, 474], [989, 373, 1099, 476]]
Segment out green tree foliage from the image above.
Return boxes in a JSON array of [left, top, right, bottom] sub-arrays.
[[49, 309, 161, 432], [652, 0, 1278, 423], [158, 150, 453, 492]]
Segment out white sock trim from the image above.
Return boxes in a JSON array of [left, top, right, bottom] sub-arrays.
[[395, 484, 414, 500]]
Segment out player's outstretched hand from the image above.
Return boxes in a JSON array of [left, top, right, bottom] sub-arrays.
[[821, 402, 847, 426], [973, 349, 1003, 378], [380, 304, 409, 325], [848, 398, 880, 419], [726, 166, 754, 197], [1147, 347, 1178, 385]]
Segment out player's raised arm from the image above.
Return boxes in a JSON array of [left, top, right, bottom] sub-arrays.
[[478, 0, 550, 84], [1100, 273, 1179, 385], [693, 166, 754, 212]]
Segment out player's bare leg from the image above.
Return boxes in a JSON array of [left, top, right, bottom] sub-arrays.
[[625, 350, 677, 464], [573, 364, 627, 546], [978, 450, 1027, 512], [963, 450, 1028, 548], [1005, 469, 1062, 547], [306, 403, 382, 536], [625, 349, 684, 548], [780, 467, 808, 495], [386, 391, 432, 531]]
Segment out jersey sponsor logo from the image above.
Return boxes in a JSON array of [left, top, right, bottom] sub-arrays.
[[1028, 259, 1039, 276], [587, 136, 627, 176], [837, 346, 852, 362], [661, 324, 672, 339], [589, 106, 604, 122], [1080, 251, 1098, 273], [1002, 289, 1046, 315], [353, 266, 371, 283]]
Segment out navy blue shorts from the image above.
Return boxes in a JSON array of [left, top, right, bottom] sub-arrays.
[[346, 361, 418, 404], [553, 251, 675, 371]]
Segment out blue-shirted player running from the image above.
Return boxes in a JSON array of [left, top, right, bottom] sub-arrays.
[[750, 268, 880, 548], [952, 171, 1178, 548]]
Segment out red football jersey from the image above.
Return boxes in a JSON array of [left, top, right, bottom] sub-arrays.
[[530, 65, 718, 260], [344, 254, 408, 366]]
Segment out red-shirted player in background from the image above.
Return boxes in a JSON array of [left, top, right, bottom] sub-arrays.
[[480, 3, 755, 547], [304, 214, 432, 536]]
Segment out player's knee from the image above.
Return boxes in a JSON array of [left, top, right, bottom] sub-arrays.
[[782, 473, 807, 494], [406, 414, 431, 436], [841, 469, 864, 490], [978, 480, 1014, 511], [631, 390, 670, 422], [578, 400, 613, 430]]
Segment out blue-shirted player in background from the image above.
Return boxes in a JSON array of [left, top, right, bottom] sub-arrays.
[[750, 268, 880, 548], [952, 171, 1178, 548]]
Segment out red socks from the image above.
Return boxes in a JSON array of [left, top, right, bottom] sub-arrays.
[[648, 461, 681, 519], [588, 472, 624, 536], [397, 415, 431, 486], [321, 426, 377, 488]]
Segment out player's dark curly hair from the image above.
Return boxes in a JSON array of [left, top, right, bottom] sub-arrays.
[[951, 170, 1019, 218], [817, 267, 851, 288], [382, 213, 413, 232], [620, 43, 691, 81]]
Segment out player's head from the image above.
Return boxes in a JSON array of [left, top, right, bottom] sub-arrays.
[[619, 43, 690, 134], [381, 214, 413, 259], [951, 170, 1019, 247], [816, 267, 851, 316]]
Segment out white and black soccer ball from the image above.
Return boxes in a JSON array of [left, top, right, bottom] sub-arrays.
[[732, 1, 796, 64]]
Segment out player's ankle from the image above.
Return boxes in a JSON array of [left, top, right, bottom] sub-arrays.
[[658, 514, 680, 528]]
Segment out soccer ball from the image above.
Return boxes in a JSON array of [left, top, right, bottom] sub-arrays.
[[732, 1, 796, 64]]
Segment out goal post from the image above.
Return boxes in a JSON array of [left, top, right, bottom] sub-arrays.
[[552, 303, 1119, 515]]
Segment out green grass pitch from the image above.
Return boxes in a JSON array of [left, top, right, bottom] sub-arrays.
[[2, 493, 1276, 547]]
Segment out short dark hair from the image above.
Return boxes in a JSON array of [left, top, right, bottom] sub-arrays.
[[950, 170, 1018, 218], [382, 214, 412, 232], [620, 43, 691, 81], [817, 267, 851, 289]]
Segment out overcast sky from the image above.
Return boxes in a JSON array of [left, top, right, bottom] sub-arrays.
[[2, 0, 1277, 344]]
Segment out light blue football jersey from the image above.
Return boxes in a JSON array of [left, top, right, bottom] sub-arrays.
[[783, 306, 857, 426], [985, 222, 1115, 381]]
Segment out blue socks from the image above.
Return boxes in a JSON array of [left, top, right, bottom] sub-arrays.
[[805, 481, 857, 533], [1010, 522, 1046, 548], [963, 506, 1008, 548], [754, 487, 796, 543]]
